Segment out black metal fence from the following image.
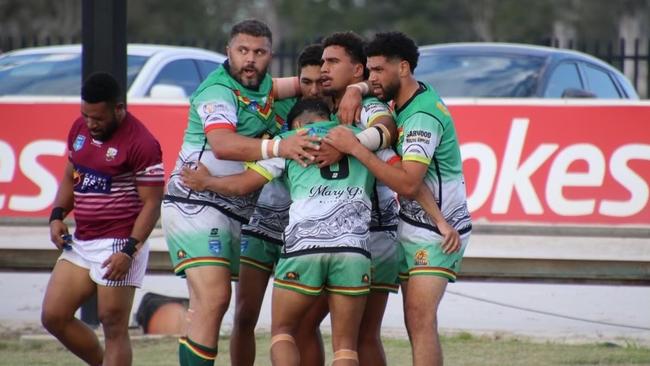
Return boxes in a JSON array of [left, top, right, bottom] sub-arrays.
[[1, 36, 648, 98]]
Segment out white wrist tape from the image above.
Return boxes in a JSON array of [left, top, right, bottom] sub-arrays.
[[272, 139, 281, 157], [346, 82, 369, 96], [261, 139, 270, 160], [355, 126, 382, 151]]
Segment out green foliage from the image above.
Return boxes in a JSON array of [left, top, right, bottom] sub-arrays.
[[1, 0, 648, 46]]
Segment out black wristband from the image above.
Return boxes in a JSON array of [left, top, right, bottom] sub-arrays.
[[49, 207, 65, 223], [120, 237, 139, 258]]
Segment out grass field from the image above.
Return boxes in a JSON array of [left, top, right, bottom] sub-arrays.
[[1, 331, 649, 366]]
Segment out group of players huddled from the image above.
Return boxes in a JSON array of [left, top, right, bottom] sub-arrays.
[[44, 18, 471, 366]]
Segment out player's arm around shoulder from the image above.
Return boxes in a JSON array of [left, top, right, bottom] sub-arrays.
[[324, 126, 427, 198], [180, 160, 276, 196]]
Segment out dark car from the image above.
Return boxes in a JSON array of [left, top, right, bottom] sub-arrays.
[[415, 43, 639, 99]]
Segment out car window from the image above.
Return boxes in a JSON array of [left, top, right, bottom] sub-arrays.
[[583, 64, 621, 98], [126, 55, 148, 89], [147, 59, 202, 97], [0, 53, 81, 95], [415, 53, 545, 97], [198, 60, 221, 79], [543, 62, 583, 98], [0, 52, 148, 96]]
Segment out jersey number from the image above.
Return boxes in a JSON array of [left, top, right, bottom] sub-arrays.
[[320, 157, 349, 180]]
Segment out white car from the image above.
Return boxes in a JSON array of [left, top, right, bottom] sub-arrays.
[[0, 44, 226, 99]]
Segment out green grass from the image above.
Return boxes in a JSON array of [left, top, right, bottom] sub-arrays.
[[0, 332, 648, 366]]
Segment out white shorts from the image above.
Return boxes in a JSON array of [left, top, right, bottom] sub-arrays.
[[58, 237, 149, 287]]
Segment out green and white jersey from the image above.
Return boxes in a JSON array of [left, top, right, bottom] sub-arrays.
[[395, 82, 471, 232], [241, 97, 296, 242], [166, 62, 278, 223], [248, 121, 397, 256], [355, 96, 399, 230]]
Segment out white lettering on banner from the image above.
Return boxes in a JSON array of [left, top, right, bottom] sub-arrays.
[[8, 140, 66, 212], [0, 140, 17, 209], [546, 144, 605, 216], [599, 144, 650, 217], [491, 118, 559, 214], [460, 142, 497, 212]]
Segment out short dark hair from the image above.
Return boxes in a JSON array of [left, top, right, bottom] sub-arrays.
[[322, 31, 367, 67], [230, 19, 272, 44], [297, 44, 323, 70], [365, 31, 420, 72], [287, 98, 331, 129], [81, 72, 123, 104]]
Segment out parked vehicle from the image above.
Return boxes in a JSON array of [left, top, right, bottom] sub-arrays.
[[415, 43, 639, 99], [0, 44, 226, 99]]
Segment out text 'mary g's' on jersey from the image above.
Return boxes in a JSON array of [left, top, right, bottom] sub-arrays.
[[67, 112, 164, 240], [395, 82, 471, 232], [165, 62, 278, 223], [247, 121, 397, 257]]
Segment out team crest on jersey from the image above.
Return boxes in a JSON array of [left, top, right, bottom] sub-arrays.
[[208, 239, 221, 254], [177, 250, 187, 259], [247, 100, 258, 112], [105, 147, 118, 161], [202, 103, 217, 114], [73, 135, 86, 151], [285, 271, 300, 281], [414, 249, 429, 266]]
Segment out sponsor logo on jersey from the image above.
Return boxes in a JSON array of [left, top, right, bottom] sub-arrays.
[[240, 238, 249, 253], [363, 101, 389, 116], [406, 130, 432, 139], [202, 103, 217, 114], [308, 185, 364, 200], [105, 147, 118, 161], [177, 250, 187, 259], [209, 228, 219, 236], [73, 135, 86, 151], [208, 239, 221, 254], [414, 249, 429, 266], [73, 165, 111, 193], [285, 271, 300, 280]]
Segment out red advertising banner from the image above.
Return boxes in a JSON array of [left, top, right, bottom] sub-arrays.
[[1, 99, 649, 225]]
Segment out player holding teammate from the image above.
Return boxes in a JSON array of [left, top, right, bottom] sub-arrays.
[[230, 43, 327, 366], [161, 19, 319, 366], [325, 32, 470, 366]]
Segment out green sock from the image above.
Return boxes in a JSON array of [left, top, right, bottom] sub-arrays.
[[178, 336, 217, 366]]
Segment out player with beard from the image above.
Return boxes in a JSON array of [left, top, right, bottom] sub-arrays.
[[180, 98, 417, 366], [325, 31, 470, 366], [229, 43, 328, 366], [42, 72, 164, 366], [161, 19, 321, 366]]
